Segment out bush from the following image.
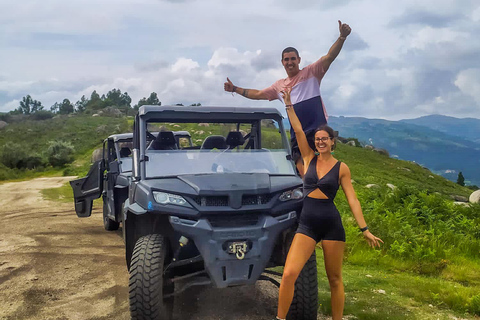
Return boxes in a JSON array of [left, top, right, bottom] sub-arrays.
[[31, 110, 54, 121], [46, 140, 75, 167], [0, 142, 29, 169]]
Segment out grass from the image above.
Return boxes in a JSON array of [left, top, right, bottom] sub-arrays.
[[315, 250, 480, 319]]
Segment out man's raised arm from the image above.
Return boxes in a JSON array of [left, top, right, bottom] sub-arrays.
[[321, 20, 352, 72], [224, 77, 269, 100]]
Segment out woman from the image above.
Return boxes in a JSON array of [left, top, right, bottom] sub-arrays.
[[275, 87, 383, 320]]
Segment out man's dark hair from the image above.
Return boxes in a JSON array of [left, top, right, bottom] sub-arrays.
[[282, 47, 299, 59]]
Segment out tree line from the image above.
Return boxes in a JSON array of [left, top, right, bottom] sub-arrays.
[[7, 89, 162, 117], [1, 89, 202, 120]]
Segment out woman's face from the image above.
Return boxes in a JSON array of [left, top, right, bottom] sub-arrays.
[[314, 130, 334, 154]]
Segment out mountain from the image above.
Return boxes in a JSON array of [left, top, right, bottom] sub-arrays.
[[283, 116, 480, 186], [400, 115, 480, 144]]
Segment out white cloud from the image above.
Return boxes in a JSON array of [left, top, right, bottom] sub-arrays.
[[455, 69, 480, 104], [0, 0, 479, 120]]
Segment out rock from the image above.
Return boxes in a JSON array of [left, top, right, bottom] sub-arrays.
[[0, 120, 7, 129], [198, 123, 210, 127], [366, 184, 379, 189], [429, 175, 434, 178], [364, 145, 374, 150], [373, 148, 389, 157], [91, 148, 103, 162], [397, 167, 411, 172], [92, 114, 100, 117], [453, 202, 471, 207], [98, 106, 123, 117], [351, 179, 355, 184], [450, 195, 468, 202], [346, 140, 356, 147], [469, 190, 480, 204], [386, 183, 396, 190]]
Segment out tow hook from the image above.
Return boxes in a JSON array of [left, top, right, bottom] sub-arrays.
[[227, 242, 248, 260]]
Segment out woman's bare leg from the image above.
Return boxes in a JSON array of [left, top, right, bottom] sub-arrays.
[[321, 240, 345, 320], [277, 233, 316, 319]]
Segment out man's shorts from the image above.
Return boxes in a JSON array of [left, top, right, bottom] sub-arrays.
[[291, 130, 316, 163]]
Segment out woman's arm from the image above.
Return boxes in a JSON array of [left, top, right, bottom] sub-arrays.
[[339, 163, 383, 248], [282, 88, 314, 160]]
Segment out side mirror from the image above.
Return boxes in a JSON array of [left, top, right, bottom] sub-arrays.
[[109, 161, 119, 174]]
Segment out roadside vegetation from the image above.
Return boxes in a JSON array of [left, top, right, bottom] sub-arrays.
[[3, 110, 479, 319]]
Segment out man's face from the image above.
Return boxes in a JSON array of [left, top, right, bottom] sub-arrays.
[[282, 51, 301, 76]]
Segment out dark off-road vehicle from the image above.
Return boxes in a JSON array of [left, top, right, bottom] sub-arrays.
[[71, 105, 318, 320]]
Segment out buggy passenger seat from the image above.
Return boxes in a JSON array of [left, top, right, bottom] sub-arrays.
[[226, 131, 245, 149], [201, 135, 227, 150], [149, 131, 178, 150]]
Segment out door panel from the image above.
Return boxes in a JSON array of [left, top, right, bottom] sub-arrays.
[[70, 159, 105, 217]]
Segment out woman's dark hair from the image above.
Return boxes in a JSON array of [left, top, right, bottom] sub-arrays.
[[314, 125, 336, 151]]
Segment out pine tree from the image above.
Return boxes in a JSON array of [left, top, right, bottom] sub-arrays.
[[457, 172, 465, 186]]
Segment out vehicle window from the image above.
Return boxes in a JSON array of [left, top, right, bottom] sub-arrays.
[[144, 120, 294, 177]]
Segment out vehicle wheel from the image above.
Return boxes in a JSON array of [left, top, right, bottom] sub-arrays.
[[129, 234, 174, 320], [287, 243, 318, 320], [103, 199, 119, 231]]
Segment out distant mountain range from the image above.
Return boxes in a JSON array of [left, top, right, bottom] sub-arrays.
[[283, 115, 480, 186]]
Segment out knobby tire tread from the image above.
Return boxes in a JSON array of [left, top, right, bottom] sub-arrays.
[[129, 234, 171, 320]]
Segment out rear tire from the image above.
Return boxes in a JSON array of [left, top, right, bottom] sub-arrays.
[[103, 198, 119, 231], [129, 234, 174, 320], [286, 240, 318, 320]]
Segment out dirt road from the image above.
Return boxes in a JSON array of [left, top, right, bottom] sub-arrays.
[[0, 177, 296, 320]]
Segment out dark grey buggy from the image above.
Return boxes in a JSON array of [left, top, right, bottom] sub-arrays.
[[70, 105, 318, 320]]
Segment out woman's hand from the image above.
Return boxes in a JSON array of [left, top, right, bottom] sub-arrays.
[[363, 230, 383, 248], [281, 87, 292, 107]]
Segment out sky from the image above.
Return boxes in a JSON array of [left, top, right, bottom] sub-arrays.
[[0, 0, 479, 120]]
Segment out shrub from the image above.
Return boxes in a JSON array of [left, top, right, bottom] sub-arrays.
[[31, 110, 54, 121], [46, 140, 75, 167], [0, 142, 28, 169]]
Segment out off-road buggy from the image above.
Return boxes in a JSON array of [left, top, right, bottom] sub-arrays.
[[70, 105, 318, 320]]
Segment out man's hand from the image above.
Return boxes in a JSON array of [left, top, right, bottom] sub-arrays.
[[338, 20, 351, 38], [224, 77, 235, 93]]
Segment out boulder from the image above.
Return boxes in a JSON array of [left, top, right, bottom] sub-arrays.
[[450, 195, 468, 202], [198, 123, 210, 127], [366, 184, 379, 189], [346, 140, 356, 147], [98, 106, 123, 117], [453, 202, 471, 207], [469, 190, 480, 204], [386, 183, 396, 190], [0, 120, 7, 129], [364, 145, 374, 150], [91, 148, 103, 162]]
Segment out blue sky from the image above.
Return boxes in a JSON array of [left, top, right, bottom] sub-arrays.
[[0, 0, 479, 120]]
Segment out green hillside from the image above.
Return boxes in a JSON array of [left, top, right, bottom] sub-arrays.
[[3, 115, 480, 319], [0, 115, 130, 180]]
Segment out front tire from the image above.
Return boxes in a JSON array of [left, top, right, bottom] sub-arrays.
[[287, 243, 318, 320], [129, 234, 174, 320]]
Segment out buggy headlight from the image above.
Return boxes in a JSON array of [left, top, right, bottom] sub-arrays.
[[153, 192, 192, 208], [279, 188, 303, 201]]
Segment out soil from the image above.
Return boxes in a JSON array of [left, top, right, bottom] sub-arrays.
[[1, 177, 326, 320]]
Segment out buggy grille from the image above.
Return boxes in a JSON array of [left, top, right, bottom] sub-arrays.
[[207, 213, 260, 228], [193, 194, 273, 207], [193, 196, 229, 207], [242, 194, 273, 206]]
